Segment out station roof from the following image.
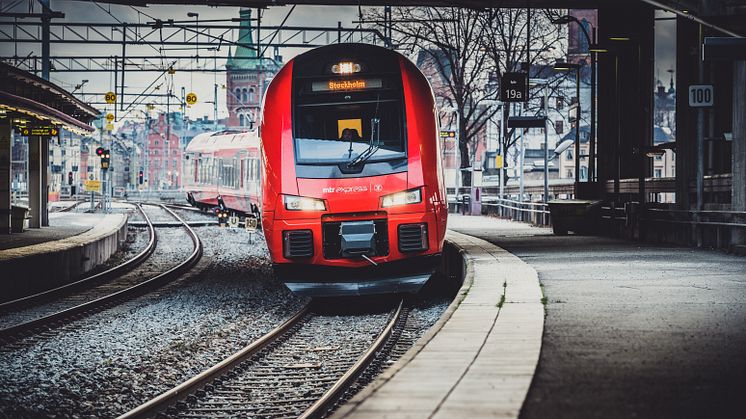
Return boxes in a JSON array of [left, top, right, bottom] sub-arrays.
[[0, 62, 98, 134], [96, 0, 705, 12]]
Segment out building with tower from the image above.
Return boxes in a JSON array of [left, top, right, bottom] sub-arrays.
[[225, 9, 280, 129]]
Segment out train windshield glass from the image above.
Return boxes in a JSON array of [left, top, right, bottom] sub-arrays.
[[293, 97, 405, 165]]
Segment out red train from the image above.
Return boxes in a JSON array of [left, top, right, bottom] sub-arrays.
[[186, 43, 447, 296]]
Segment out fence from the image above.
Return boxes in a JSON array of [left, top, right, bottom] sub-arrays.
[[481, 198, 551, 226]]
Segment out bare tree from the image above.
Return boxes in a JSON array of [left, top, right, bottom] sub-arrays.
[[365, 6, 500, 186], [479, 8, 566, 172]]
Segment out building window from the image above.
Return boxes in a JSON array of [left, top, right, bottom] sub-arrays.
[[654, 169, 662, 178], [239, 114, 245, 126], [655, 154, 663, 161], [556, 96, 564, 110], [579, 18, 591, 53], [249, 88, 255, 102], [566, 150, 573, 160], [153, 149, 159, 155], [566, 169, 573, 178], [242, 88, 248, 102], [154, 140, 159, 146], [555, 120, 564, 134], [234, 88, 241, 102], [173, 159, 178, 169]]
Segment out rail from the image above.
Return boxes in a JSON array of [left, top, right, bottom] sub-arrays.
[[118, 304, 311, 419], [300, 300, 405, 418], [0, 204, 156, 313], [0, 204, 202, 343], [120, 299, 406, 419]]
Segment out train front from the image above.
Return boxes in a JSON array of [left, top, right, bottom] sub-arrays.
[[261, 43, 447, 297]]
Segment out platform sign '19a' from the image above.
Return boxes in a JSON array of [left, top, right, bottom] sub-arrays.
[[500, 72, 528, 103]]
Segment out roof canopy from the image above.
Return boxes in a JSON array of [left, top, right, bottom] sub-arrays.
[[0, 62, 98, 134]]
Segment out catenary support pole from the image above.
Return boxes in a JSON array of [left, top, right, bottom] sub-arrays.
[[732, 60, 746, 245]]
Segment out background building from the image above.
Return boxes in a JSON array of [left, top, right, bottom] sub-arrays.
[[225, 8, 280, 129]]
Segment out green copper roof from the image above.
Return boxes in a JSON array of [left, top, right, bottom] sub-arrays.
[[226, 8, 278, 71]]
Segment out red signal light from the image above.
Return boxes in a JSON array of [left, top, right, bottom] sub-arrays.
[[95, 147, 105, 156]]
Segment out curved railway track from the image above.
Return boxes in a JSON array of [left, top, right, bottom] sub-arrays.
[[0, 204, 202, 344], [120, 300, 409, 419]]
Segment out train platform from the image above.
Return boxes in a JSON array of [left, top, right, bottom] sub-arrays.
[[335, 215, 746, 418], [335, 216, 545, 418], [0, 212, 127, 303], [338, 214, 746, 418]]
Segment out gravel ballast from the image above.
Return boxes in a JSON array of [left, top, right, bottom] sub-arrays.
[[0, 223, 453, 418]]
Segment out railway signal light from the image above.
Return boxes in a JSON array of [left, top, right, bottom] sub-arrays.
[[100, 149, 111, 170], [68, 171, 73, 185], [95, 147, 105, 156], [138, 170, 144, 185]]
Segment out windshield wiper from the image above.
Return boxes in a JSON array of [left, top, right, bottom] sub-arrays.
[[347, 117, 380, 168]]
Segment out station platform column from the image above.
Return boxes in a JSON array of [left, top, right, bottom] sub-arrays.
[[733, 60, 746, 245], [28, 135, 50, 228]]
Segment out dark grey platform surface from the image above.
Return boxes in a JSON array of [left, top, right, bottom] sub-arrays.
[[449, 214, 746, 419]]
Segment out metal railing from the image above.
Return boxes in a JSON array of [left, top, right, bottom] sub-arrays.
[[481, 197, 551, 226]]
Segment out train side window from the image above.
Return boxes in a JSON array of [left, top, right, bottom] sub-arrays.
[[240, 159, 245, 189]]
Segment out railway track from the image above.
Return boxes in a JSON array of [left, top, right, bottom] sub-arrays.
[[120, 300, 409, 419], [0, 204, 202, 344], [57, 200, 81, 212]]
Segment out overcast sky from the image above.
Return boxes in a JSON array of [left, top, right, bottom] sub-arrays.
[[0, 1, 361, 126], [1, 2, 677, 126]]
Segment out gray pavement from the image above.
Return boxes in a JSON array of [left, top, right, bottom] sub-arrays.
[[0, 212, 104, 250], [449, 214, 746, 419]]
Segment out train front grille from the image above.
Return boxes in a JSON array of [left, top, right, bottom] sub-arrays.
[[283, 230, 314, 258], [398, 223, 429, 253], [322, 219, 389, 259]]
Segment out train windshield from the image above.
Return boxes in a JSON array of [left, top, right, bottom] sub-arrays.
[[293, 96, 405, 165]]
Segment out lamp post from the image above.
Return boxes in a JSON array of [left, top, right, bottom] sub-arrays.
[[187, 12, 200, 50], [607, 37, 645, 207], [551, 15, 598, 184], [553, 61, 582, 190]]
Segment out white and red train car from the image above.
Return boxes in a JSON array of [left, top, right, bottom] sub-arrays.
[[185, 43, 447, 297], [183, 130, 261, 217]]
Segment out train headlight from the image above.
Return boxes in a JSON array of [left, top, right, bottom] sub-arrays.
[[381, 188, 422, 208], [283, 195, 327, 211], [332, 61, 361, 74]]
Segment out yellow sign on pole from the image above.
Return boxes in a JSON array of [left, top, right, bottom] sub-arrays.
[[106, 113, 115, 122], [84, 180, 101, 192], [185, 92, 198, 106], [105, 91, 117, 104], [495, 154, 504, 169], [105, 123, 114, 131]]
